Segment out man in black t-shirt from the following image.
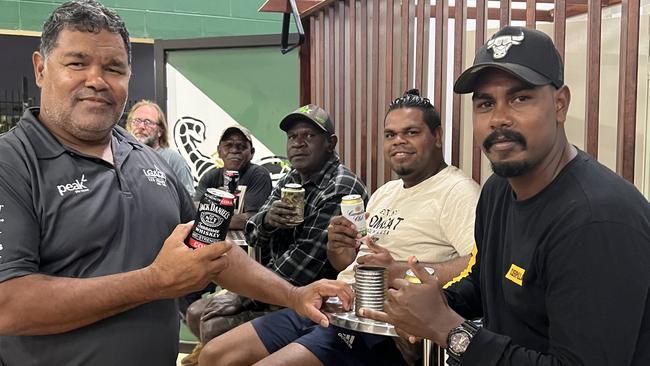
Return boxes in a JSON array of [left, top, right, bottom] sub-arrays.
[[182, 126, 273, 365], [362, 26, 650, 366], [194, 125, 272, 230]]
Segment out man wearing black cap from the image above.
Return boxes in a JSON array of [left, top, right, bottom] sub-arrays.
[[180, 125, 274, 366], [361, 26, 650, 366], [245, 104, 368, 288], [194, 125, 272, 229]]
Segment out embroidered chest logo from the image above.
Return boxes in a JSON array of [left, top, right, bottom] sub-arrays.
[[505, 263, 525, 286], [142, 165, 167, 187], [486, 33, 525, 59], [57, 174, 90, 196]]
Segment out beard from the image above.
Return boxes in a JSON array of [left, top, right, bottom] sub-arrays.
[[394, 166, 414, 177], [491, 161, 531, 177], [140, 134, 159, 148]]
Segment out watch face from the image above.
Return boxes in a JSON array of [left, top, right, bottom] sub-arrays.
[[449, 331, 471, 355]]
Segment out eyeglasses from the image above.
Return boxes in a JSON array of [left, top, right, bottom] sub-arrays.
[[131, 118, 158, 127]]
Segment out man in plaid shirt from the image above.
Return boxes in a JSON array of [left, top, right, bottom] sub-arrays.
[[246, 104, 368, 286]]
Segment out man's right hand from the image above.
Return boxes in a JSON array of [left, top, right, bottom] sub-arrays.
[[327, 215, 360, 253], [263, 200, 300, 229], [145, 222, 233, 299], [326, 215, 362, 271]]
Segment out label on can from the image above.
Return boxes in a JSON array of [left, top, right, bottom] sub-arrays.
[[281, 183, 305, 223], [404, 267, 435, 284], [186, 188, 235, 249], [224, 170, 240, 194], [341, 194, 367, 237]]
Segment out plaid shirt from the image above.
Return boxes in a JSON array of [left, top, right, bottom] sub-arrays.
[[245, 154, 368, 286]]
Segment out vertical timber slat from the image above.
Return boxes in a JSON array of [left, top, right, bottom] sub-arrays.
[[415, 0, 425, 92], [318, 12, 325, 106], [617, 0, 641, 182], [585, 0, 602, 158], [433, 0, 448, 124], [371, 0, 380, 192], [526, 0, 537, 28], [329, 7, 336, 126], [385, 0, 395, 183], [360, 0, 368, 186], [500, 0, 511, 26], [553, 0, 566, 60], [349, 0, 357, 172], [473, 0, 488, 182], [338, 1, 346, 162], [401, 0, 411, 92], [452, 0, 467, 167], [310, 17, 316, 104]]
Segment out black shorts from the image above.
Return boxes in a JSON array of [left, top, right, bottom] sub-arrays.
[[251, 308, 408, 366]]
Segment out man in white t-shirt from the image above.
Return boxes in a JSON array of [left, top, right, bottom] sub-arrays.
[[198, 89, 480, 366]]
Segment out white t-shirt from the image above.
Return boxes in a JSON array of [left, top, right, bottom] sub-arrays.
[[337, 165, 479, 283]]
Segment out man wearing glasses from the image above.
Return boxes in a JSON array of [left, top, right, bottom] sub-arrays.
[[126, 100, 195, 196]]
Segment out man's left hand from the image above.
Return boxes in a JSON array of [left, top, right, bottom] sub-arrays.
[[289, 279, 354, 326], [359, 256, 464, 346]]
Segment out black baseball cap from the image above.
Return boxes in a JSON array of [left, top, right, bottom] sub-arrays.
[[279, 104, 335, 135], [454, 26, 564, 94]]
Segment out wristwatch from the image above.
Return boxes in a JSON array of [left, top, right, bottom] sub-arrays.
[[446, 320, 480, 365]]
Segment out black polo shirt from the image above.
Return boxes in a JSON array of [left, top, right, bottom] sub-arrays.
[[0, 109, 195, 366]]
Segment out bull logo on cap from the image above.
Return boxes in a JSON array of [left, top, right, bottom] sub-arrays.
[[486, 33, 525, 59]]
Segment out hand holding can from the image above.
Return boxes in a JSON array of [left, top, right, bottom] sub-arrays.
[[341, 194, 367, 237], [281, 183, 305, 225]]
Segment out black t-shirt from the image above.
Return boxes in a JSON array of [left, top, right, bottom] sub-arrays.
[[0, 109, 195, 366], [445, 149, 650, 366], [194, 164, 272, 214]]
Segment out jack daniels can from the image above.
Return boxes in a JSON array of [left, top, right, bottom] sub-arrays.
[[185, 188, 235, 249]]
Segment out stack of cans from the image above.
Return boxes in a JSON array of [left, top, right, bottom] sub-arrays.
[[354, 266, 387, 316]]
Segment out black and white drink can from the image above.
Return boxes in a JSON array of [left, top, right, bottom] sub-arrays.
[[186, 188, 235, 249], [224, 170, 240, 194]]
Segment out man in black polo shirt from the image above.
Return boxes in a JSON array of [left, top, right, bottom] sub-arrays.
[[0, 2, 353, 366], [361, 26, 650, 366]]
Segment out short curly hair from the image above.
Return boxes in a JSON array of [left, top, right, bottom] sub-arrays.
[[40, 0, 131, 64]]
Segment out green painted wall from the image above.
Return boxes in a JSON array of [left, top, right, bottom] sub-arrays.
[[0, 0, 286, 39], [167, 46, 299, 155]]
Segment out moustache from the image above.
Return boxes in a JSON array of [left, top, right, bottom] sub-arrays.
[[74, 89, 115, 105], [483, 129, 527, 151]]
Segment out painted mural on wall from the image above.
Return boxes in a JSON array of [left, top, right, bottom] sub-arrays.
[[172, 115, 290, 186]]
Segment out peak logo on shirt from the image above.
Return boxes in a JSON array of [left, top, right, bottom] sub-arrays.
[[142, 165, 167, 187], [505, 263, 525, 286], [57, 174, 90, 196]]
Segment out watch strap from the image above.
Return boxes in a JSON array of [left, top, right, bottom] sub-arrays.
[[446, 320, 480, 365]]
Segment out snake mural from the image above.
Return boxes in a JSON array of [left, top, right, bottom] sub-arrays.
[[173, 116, 220, 186], [172, 116, 291, 187]]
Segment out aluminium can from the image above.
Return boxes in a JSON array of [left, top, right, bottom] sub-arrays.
[[281, 183, 305, 223], [223, 170, 240, 194], [341, 194, 367, 237], [186, 188, 235, 249]]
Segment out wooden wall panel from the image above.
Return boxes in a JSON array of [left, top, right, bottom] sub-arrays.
[[617, 0, 641, 181], [301, 0, 643, 191]]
